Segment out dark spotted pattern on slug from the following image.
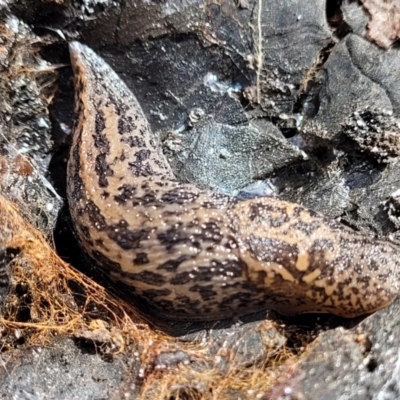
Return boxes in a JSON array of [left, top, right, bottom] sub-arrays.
[[67, 41, 400, 321]]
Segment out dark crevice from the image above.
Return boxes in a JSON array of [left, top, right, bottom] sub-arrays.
[[0, 247, 21, 266], [392, 38, 400, 49], [293, 0, 349, 117], [14, 283, 32, 322], [281, 128, 298, 139], [73, 338, 98, 356], [292, 38, 335, 116], [326, 0, 351, 39], [168, 388, 203, 400], [365, 357, 378, 372], [292, 0, 350, 116]]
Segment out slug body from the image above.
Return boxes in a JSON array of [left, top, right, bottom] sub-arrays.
[[67, 42, 399, 321]]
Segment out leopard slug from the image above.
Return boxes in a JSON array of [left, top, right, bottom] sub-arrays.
[[67, 41, 399, 321]]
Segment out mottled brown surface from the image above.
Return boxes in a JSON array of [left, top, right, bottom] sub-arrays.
[[67, 42, 400, 321]]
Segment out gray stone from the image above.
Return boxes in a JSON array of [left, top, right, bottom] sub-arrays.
[[255, 0, 332, 114], [294, 296, 400, 400], [0, 337, 137, 399], [166, 116, 304, 193], [303, 33, 398, 141]]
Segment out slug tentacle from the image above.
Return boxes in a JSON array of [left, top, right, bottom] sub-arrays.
[[67, 41, 399, 321]]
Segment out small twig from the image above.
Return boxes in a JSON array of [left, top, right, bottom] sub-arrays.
[[256, 0, 263, 104]]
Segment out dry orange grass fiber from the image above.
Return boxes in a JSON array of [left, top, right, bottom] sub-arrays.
[[0, 193, 150, 349]]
